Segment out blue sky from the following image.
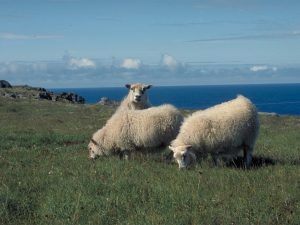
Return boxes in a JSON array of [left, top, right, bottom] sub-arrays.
[[1, 0, 300, 87]]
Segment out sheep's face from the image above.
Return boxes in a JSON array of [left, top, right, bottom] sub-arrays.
[[88, 139, 104, 159], [169, 145, 196, 169], [125, 83, 151, 104]]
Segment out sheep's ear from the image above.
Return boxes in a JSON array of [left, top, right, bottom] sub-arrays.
[[90, 139, 98, 146], [143, 84, 152, 90], [125, 84, 131, 89], [169, 145, 176, 152], [185, 145, 193, 150]]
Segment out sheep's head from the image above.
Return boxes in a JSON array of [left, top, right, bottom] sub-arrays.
[[125, 83, 152, 104], [88, 139, 105, 159], [169, 145, 196, 169]]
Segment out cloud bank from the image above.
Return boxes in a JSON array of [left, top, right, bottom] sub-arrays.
[[0, 54, 299, 88]]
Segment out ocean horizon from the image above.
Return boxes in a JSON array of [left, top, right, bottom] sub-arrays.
[[50, 83, 300, 115]]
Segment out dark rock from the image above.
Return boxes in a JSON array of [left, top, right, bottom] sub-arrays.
[[55, 92, 85, 104], [39, 92, 52, 100], [78, 96, 85, 104], [0, 80, 12, 88], [10, 93, 17, 98], [38, 87, 47, 92]]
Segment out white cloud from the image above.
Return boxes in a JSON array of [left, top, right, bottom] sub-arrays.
[[68, 57, 96, 69], [0, 32, 63, 40], [120, 58, 141, 69], [250, 65, 269, 72], [250, 65, 278, 72], [161, 54, 178, 69]]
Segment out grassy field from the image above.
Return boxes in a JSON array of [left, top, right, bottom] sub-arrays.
[[0, 97, 299, 225]]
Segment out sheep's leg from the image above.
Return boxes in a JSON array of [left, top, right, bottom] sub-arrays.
[[243, 145, 252, 168], [212, 155, 219, 166], [119, 150, 130, 160]]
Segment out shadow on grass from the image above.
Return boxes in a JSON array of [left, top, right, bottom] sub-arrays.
[[162, 152, 278, 169], [226, 156, 276, 169], [161, 150, 279, 169], [151, 152, 278, 169], [162, 153, 278, 169], [227, 156, 300, 169], [0, 197, 36, 223]]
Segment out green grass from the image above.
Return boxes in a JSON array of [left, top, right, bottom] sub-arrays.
[[0, 98, 299, 225]]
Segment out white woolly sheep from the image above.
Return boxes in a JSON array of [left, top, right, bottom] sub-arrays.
[[117, 83, 152, 111], [169, 95, 259, 169], [88, 104, 183, 159]]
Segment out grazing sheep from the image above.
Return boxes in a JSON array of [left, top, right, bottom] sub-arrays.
[[169, 95, 259, 169], [88, 104, 183, 159], [117, 83, 152, 111]]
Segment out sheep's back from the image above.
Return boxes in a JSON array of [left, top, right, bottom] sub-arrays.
[[125, 104, 183, 147]]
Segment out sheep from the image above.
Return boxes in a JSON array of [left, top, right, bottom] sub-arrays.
[[169, 95, 259, 169], [88, 104, 184, 159], [117, 83, 152, 111]]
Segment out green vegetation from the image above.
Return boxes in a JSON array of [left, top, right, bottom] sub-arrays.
[[0, 86, 41, 100], [0, 97, 299, 225]]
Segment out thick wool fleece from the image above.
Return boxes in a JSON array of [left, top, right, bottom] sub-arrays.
[[171, 95, 259, 157], [91, 104, 183, 156]]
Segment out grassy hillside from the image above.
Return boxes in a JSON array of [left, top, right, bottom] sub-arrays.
[[0, 98, 299, 225]]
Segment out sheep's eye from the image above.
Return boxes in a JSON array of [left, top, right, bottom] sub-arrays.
[[92, 150, 95, 154], [140, 90, 144, 94], [130, 88, 134, 91]]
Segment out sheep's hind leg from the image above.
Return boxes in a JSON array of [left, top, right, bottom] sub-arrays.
[[211, 154, 219, 166], [243, 145, 253, 169]]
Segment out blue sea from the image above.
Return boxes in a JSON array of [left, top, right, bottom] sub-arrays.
[[51, 83, 300, 115]]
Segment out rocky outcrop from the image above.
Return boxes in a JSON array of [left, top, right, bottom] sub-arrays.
[[39, 91, 53, 100], [55, 92, 85, 104], [0, 80, 12, 88], [0, 82, 85, 104]]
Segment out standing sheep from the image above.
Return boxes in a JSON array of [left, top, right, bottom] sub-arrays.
[[169, 95, 259, 169], [117, 83, 152, 111], [89, 104, 183, 159]]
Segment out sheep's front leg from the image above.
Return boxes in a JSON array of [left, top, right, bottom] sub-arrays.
[[119, 150, 130, 160], [243, 145, 252, 168]]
